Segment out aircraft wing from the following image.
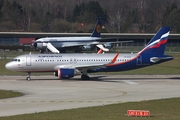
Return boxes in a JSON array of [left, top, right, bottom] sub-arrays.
[[54, 63, 106, 71], [61, 43, 91, 48], [96, 37, 133, 43], [61, 39, 133, 48], [54, 53, 120, 72], [75, 64, 107, 71]]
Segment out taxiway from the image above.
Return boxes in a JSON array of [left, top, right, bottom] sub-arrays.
[[0, 75, 180, 117]]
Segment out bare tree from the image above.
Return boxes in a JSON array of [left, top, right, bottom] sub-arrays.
[[136, 0, 149, 32], [109, 7, 126, 32]]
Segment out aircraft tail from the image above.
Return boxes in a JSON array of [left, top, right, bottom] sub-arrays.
[[91, 17, 102, 37], [138, 27, 170, 55]]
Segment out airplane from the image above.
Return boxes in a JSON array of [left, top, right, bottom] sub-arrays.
[[5, 27, 173, 80], [31, 17, 131, 53]]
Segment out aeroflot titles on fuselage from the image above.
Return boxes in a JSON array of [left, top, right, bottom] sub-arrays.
[[38, 55, 62, 58], [37, 55, 132, 58], [35, 55, 133, 62]]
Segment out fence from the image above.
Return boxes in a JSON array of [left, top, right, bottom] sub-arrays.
[[0, 42, 179, 59], [112, 42, 180, 53]]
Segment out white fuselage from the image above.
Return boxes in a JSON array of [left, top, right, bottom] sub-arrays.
[[5, 53, 138, 72]]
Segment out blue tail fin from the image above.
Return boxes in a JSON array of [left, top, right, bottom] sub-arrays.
[[138, 27, 170, 55], [91, 17, 102, 37]]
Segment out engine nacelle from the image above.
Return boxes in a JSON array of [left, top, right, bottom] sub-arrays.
[[32, 42, 47, 49], [54, 71, 58, 77], [55, 68, 75, 79], [103, 43, 112, 49], [82, 45, 91, 50]]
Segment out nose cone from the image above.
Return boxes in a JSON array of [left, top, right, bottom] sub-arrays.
[[33, 42, 37, 48], [5, 62, 14, 71]]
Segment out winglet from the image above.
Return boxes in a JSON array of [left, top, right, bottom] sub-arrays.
[[111, 53, 120, 63]]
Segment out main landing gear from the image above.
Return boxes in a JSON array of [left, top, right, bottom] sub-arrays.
[[81, 74, 90, 80], [26, 72, 31, 81]]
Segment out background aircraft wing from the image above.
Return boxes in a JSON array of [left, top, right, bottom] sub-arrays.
[[61, 40, 133, 47], [95, 37, 133, 44], [96, 37, 132, 42], [61, 43, 90, 47]]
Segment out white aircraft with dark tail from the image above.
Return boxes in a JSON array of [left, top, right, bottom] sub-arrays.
[[6, 27, 173, 80], [31, 18, 130, 53]]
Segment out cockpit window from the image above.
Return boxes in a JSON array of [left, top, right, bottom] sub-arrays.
[[12, 59, 20, 62], [12, 59, 17, 61]]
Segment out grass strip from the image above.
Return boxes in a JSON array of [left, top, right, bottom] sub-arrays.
[[0, 90, 23, 99], [0, 98, 180, 120]]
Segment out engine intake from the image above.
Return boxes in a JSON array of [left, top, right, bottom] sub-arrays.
[[32, 42, 47, 49], [103, 43, 112, 49], [55, 68, 75, 79], [82, 45, 91, 50]]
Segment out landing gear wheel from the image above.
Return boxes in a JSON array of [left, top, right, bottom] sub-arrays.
[[26, 77, 31, 81], [40, 49, 45, 53], [26, 72, 31, 81], [81, 74, 90, 80]]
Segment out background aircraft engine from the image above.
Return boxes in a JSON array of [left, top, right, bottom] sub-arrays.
[[82, 45, 91, 50], [103, 43, 112, 49], [32, 42, 47, 49], [55, 68, 75, 79]]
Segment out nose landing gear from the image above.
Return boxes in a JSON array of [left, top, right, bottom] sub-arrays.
[[26, 72, 31, 81]]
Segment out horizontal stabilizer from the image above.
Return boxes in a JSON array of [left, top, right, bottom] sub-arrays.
[[47, 42, 60, 53], [150, 56, 173, 63]]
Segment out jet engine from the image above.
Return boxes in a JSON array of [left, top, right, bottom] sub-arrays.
[[103, 43, 112, 49], [82, 45, 91, 50], [54, 68, 75, 79], [32, 42, 47, 49]]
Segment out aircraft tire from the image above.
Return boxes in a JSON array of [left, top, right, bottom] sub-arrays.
[[26, 77, 31, 81], [81, 74, 90, 80]]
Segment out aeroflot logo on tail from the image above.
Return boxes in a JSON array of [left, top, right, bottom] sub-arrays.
[[138, 31, 169, 54], [147, 32, 169, 49]]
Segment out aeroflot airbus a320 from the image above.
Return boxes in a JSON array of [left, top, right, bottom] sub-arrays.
[[5, 27, 173, 80]]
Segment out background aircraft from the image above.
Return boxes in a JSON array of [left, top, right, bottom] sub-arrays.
[[6, 27, 173, 80], [31, 18, 131, 53]]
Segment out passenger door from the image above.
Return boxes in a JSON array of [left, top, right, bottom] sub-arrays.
[[136, 55, 142, 65], [26, 56, 31, 66]]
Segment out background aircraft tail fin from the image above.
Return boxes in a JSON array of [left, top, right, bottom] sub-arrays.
[[91, 17, 102, 37], [138, 27, 170, 55]]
